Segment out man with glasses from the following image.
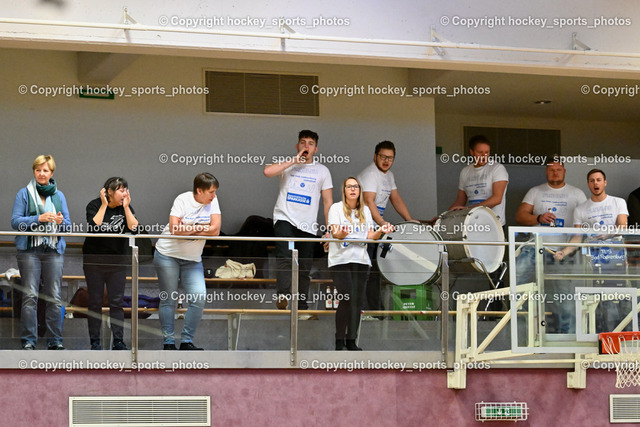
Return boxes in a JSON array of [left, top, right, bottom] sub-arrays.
[[357, 140, 414, 316]]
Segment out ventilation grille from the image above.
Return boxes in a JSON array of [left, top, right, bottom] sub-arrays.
[[69, 396, 210, 426], [610, 394, 640, 423], [205, 71, 319, 116]]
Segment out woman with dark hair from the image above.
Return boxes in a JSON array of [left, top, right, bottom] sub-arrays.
[[328, 177, 391, 351], [83, 177, 138, 350], [11, 155, 71, 350], [154, 172, 221, 350]]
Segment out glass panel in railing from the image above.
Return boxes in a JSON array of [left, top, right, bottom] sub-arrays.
[[511, 226, 640, 354]]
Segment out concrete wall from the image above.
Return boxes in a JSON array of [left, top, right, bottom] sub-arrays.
[[1, 48, 436, 234]]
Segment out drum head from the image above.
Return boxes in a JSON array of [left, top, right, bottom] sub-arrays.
[[463, 207, 505, 273], [435, 206, 504, 273], [376, 222, 443, 286]]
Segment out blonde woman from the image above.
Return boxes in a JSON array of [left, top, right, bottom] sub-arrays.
[[328, 177, 392, 351], [11, 155, 71, 350]]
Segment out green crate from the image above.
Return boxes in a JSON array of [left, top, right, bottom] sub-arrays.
[[391, 284, 433, 320]]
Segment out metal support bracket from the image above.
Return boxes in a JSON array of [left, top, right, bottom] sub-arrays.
[[572, 32, 591, 51], [430, 26, 447, 56], [123, 7, 138, 25], [280, 22, 295, 51]]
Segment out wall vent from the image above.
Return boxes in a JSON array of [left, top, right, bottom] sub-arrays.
[[610, 394, 640, 423], [69, 396, 210, 427], [205, 70, 319, 116]]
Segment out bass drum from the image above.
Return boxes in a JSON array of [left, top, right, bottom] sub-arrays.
[[435, 206, 505, 273], [376, 222, 443, 286]]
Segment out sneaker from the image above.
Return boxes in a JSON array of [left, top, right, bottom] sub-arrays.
[[276, 294, 288, 310], [361, 315, 379, 321], [90, 341, 101, 350], [112, 340, 128, 351], [48, 343, 65, 350], [163, 344, 177, 350], [298, 314, 319, 320], [179, 342, 204, 351], [22, 343, 35, 350]]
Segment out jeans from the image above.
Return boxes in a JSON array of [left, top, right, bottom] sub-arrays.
[[83, 260, 126, 346], [515, 245, 580, 333], [17, 246, 64, 347], [274, 220, 315, 310], [330, 263, 370, 340], [154, 251, 206, 345]]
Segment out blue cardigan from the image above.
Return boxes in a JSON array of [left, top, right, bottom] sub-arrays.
[[11, 187, 71, 253]]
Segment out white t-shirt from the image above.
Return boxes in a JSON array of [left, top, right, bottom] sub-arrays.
[[458, 163, 509, 225], [573, 195, 629, 227], [357, 162, 397, 218], [273, 162, 333, 233], [327, 202, 374, 268], [522, 183, 587, 228], [155, 191, 221, 262]]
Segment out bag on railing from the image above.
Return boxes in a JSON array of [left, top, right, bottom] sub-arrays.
[[215, 259, 256, 279]]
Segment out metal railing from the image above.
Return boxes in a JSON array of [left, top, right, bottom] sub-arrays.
[[0, 229, 512, 370]]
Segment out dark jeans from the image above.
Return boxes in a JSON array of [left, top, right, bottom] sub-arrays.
[[83, 261, 126, 344], [330, 263, 370, 340], [274, 220, 316, 310]]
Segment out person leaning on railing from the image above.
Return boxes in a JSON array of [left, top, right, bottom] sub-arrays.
[[153, 172, 221, 351], [11, 155, 71, 350], [82, 177, 139, 351]]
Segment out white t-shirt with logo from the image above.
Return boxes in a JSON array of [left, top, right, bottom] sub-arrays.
[[522, 183, 588, 246], [357, 162, 397, 218], [155, 191, 221, 262], [458, 162, 509, 225], [573, 195, 629, 227], [523, 183, 587, 228], [327, 202, 374, 268], [273, 162, 333, 233]]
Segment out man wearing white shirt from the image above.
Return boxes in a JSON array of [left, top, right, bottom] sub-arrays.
[[357, 141, 414, 313], [555, 169, 629, 332], [515, 160, 587, 332], [555, 168, 628, 261], [448, 135, 508, 312], [264, 130, 333, 311], [449, 135, 508, 226]]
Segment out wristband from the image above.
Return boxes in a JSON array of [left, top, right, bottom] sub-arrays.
[[536, 215, 542, 224]]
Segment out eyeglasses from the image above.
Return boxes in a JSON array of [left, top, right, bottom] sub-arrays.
[[377, 154, 394, 161], [345, 184, 360, 190]]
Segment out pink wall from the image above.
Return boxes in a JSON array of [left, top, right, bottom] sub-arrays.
[[2, 369, 631, 426]]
